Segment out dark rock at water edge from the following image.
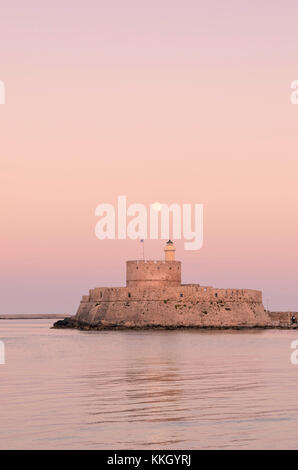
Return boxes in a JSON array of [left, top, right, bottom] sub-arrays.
[[53, 317, 77, 329]]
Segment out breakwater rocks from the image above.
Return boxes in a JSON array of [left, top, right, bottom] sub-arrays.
[[53, 314, 298, 330]]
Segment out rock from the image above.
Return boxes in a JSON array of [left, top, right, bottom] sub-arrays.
[[52, 317, 77, 329]]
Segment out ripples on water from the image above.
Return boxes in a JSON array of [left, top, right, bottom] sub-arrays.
[[0, 319, 298, 449]]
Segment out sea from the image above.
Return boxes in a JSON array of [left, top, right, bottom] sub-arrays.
[[0, 319, 298, 449]]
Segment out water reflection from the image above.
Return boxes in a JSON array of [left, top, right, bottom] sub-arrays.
[[0, 321, 298, 449]]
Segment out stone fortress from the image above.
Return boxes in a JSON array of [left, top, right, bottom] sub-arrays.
[[54, 241, 297, 330]]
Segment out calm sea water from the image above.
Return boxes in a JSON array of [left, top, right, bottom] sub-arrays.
[[0, 319, 298, 449]]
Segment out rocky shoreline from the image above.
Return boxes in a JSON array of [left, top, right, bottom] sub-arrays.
[[53, 316, 298, 331]]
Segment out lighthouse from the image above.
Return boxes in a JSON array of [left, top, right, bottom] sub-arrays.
[[164, 240, 175, 261], [126, 240, 181, 287]]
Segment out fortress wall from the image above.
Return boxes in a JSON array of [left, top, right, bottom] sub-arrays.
[[74, 288, 298, 329], [75, 295, 269, 328], [126, 260, 181, 287], [86, 285, 262, 303], [268, 311, 295, 327], [74, 283, 268, 328]]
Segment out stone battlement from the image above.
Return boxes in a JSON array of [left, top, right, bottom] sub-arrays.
[[83, 285, 262, 303]]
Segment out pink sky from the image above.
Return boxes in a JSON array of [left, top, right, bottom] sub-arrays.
[[1, 1, 298, 313]]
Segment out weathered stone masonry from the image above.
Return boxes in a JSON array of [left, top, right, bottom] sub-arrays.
[[75, 283, 268, 328], [126, 260, 181, 287]]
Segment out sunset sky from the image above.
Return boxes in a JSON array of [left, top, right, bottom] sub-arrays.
[[1, 1, 298, 314]]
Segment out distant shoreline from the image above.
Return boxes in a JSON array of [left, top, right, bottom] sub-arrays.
[[0, 314, 72, 320]]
